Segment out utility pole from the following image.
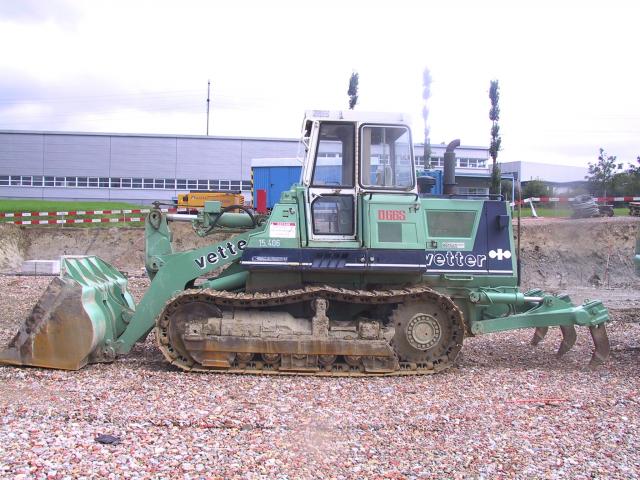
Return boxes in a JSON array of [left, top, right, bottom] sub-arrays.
[[206, 80, 211, 136]]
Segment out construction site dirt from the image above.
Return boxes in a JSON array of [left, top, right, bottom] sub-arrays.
[[0, 216, 638, 478]]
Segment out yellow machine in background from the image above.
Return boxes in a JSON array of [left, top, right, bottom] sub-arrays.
[[176, 191, 244, 209]]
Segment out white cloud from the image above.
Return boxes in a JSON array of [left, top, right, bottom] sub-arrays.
[[0, 0, 638, 166]]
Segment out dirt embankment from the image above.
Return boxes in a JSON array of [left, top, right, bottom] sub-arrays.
[[0, 223, 228, 274], [1, 216, 639, 289], [517, 216, 639, 289]]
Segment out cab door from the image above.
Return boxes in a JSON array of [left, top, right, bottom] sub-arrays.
[[304, 121, 358, 242]]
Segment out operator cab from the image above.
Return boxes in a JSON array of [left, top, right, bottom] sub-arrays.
[[300, 110, 416, 241]]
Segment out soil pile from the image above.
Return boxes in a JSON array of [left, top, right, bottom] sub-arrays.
[[517, 216, 639, 288], [0, 225, 26, 272]]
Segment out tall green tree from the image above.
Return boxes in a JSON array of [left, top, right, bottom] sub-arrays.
[[586, 148, 623, 197], [422, 67, 432, 167], [488, 80, 502, 195], [628, 156, 640, 177], [622, 157, 640, 195], [348, 72, 359, 110]]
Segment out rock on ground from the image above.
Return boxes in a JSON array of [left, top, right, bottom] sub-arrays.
[[0, 275, 639, 479]]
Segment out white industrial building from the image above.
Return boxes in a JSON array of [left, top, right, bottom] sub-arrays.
[[415, 143, 495, 195], [0, 130, 493, 203], [0, 130, 300, 203], [500, 161, 589, 192]]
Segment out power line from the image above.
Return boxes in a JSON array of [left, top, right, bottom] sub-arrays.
[[0, 90, 203, 106]]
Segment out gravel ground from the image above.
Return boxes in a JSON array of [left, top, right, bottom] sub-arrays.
[[1, 276, 639, 479]]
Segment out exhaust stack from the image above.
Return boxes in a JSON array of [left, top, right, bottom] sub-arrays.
[[443, 139, 460, 195]]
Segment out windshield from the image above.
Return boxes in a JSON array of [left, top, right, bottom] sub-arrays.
[[360, 125, 414, 189]]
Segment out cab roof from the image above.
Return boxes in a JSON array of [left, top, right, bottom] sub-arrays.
[[303, 110, 411, 124]]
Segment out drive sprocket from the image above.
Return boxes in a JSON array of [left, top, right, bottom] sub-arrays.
[[390, 298, 464, 368]]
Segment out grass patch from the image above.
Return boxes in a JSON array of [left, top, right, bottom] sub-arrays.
[[516, 206, 629, 218], [0, 199, 145, 213]]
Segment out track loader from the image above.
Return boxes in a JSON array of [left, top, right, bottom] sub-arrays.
[[0, 110, 610, 375]]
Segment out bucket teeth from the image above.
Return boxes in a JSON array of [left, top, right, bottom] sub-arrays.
[[589, 324, 610, 366], [556, 325, 577, 358], [531, 327, 548, 346]]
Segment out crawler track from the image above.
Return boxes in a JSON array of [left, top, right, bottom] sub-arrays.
[[155, 285, 465, 376]]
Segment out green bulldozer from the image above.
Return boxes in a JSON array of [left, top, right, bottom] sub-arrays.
[[0, 111, 610, 375]]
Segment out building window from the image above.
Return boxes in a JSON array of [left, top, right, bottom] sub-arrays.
[[2, 173, 278, 195], [458, 187, 490, 195]]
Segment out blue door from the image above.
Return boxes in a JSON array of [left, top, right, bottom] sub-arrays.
[[252, 166, 302, 209], [268, 166, 301, 208]]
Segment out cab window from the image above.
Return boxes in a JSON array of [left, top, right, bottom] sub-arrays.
[[311, 123, 355, 187], [312, 195, 354, 235], [360, 125, 414, 189]]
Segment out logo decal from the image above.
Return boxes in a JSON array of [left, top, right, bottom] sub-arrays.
[[426, 251, 487, 268], [378, 209, 406, 221], [194, 239, 247, 269], [489, 249, 512, 260]]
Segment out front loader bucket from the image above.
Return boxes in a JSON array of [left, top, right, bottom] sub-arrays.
[[0, 256, 135, 370]]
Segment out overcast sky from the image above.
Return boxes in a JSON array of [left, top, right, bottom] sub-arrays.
[[0, 0, 638, 167]]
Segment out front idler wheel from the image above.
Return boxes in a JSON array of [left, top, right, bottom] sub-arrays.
[[156, 294, 222, 370]]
